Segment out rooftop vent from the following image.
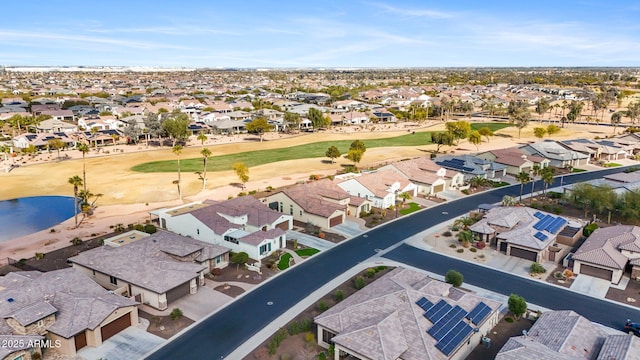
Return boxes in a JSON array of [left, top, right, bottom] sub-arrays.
[[7, 298, 14, 303]]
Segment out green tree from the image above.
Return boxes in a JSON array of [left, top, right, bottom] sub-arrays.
[[515, 171, 531, 203], [508, 101, 531, 138], [398, 191, 412, 204], [457, 230, 473, 247], [541, 167, 555, 199], [478, 127, 493, 142], [468, 130, 482, 150], [233, 162, 249, 189], [431, 132, 454, 154], [445, 270, 464, 287], [47, 138, 66, 159], [508, 294, 527, 319], [196, 131, 207, 148], [76, 143, 90, 194], [283, 112, 301, 131], [445, 121, 471, 144], [529, 165, 541, 203], [68, 175, 83, 228], [346, 149, 363, 168], [546, 124, 560, 137], [231, 252, 249, 271], [172, 145, 183, 200], [308, 108, 328, 129], [162, 112, 190, 146], [535, 98, 551, 119], [200, 148, 212, 191], [566, 101, 584, 126], [349, 139, 366, 153], [325, 145, 341, 164], [627, 101, 640, 124], [245, 117, 274, 142], [611, 112, 622, 134], [533, 127, 547, 139]]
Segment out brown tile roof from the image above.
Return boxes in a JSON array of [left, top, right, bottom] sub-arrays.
[[280, 179, 348, 217], [350, 170, 412, 198], [573, 225, 640, 269]]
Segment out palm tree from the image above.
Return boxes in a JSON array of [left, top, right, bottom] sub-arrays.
[[200, 147, 212, 191], [453, 216, 477, 231], [77, 143, 90, 193], [529, 165, 541, 203], [68, 175, 83, 227], [197, 131, 207, 148], [173, 145, 183, 200], [541, 167, 556, 200], [515, 171, 531, 203], [457, 230, 473, 248]]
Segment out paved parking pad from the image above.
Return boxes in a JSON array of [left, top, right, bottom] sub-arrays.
[[78, 327, 164, 360], [570, 274, 611, 298]]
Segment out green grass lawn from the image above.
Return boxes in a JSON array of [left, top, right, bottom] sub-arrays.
[[277, 253, 292, 270], [399, 202, 421, 215], [132, 123, 509, 173], [294, 248, 320, 257], [572, 168, 587, 173], [470, 122, 513, 132], [604, 163, 622, 167]]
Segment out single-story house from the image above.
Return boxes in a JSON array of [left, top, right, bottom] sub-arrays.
[[469, 206, 573, 263], [261, 179, 370, 229], [315, 267, 500, 360], [70, 230, 229, 310], [12, 132, 76, 150], [36, 118, 78, 133], [335, 169, 417, 209], [435, 155, 507, 181], [519, 140, 590, 169], [0, 268, 138, 357], [572, 225, 640, 284], [152, 196, 292, 262], [496, 310, 640, 360], [476, 148, 550, 176], [379, 157, 464, 195]]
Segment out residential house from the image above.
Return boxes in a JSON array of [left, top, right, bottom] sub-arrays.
[[30, 104, 60, 115], [371, 109, 397, 123], [572, 225, 640, 284], [227, 111, 252, 121], [35, 118, 78, 133], [379, 157, 464, 195], [496, 310, 640, 360], [335, 170, 417, 209], [152, 196, 292, 262], [315, 267, 500, 360], [0, 268, 138, 357], [519, 140, 590, 169], [563, 172, 640, 197], [12, 132, 75, 150], [70, 230, 229, 310], [435, 155, 507, 181], [476, 148, 550, 176], [469, 206, 576, 263], [40, 109, 74, 122], [261, 179, 370, 229]]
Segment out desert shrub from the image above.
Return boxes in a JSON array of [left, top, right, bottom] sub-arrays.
[[461, 189, 470, 195], [266, 185, 275, 192], [143, 224, 157, 234], [35, 252, 45, 260], [583, 223, 599, 237], [530, 262, 546, 274], [354, 276, 365, 289], [478, 254, 485, 259], [376, 266, 387, 271], [334, 290, 344, 302], [317, 300, 329, 312], [287, 318, 312, 335], [318, 232, 326, 239], [457, 248, 464, 253], [470, 247, 477, 253], [304, 332, 315, 343], [449, 244, 457, 248], [549, 191, 563, 199], [70, 237, 82, 245], [552, 206, 562, 215], [554, 271, 564, 279], [248, 190, 257, 195], [451, 226, 460, 231], [445, 270, 464, 287], [268, 329, 288, 355], [365, 268, 376, 278], [475, 241, 486, 249], [563, 269, 574, 278], [505, 317, 514, 323], [237, 192, 247, 197], [442, 231, 453, 237], [170, 308, 183, 320]]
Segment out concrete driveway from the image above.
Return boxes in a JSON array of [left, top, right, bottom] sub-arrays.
[[286, 230, 335, 251], [171, 285, 233, 320], [570, 274, 611, 298], [331, 220, 365, 238], [78, 326, 164, 360]]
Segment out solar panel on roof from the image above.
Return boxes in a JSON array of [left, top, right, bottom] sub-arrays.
[[416, 297, 434, 312], [436, 320, 474, 356], [468, 302, 492, 325], [533, 214, 554, 230], [430, 302, 453, 324], [424, 300, 450, 322], [534, 231, 548, 241], [533, 211, 545, 219], [547, 217, 567, 234], [428, 306, 468, 341]]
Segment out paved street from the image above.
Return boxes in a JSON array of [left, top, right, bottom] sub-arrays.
[[146, 165, 640, 360]]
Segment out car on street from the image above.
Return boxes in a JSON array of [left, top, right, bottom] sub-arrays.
[[625, 320, 640, 336]]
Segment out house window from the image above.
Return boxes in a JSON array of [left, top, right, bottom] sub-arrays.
[[109, 276, 117, 285], [38, 320, 44, 327], [197, 229, 200, 235], [300, 210, 303, 216], [259, 244, 269, 255], [279, 202, 283, 212], [322, 329, 335, 344], [216, 255, 222, 264], [92, 270, 96, 276], [289, 205, 293, 215], [223, 235, 239, 244]]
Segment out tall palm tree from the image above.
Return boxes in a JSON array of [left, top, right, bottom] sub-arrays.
[[529, 165, 541, 203], [77, 143, 90, 193], [515, 171, 531, 203], [197, 132, 207, 149], [172, 144, 183, 200], [541, 167, 556, 200], [68, 175, 83, 227], [200, 147, 212, 191]]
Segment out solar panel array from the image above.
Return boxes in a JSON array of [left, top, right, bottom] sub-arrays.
[[547, 217, 567, 234], [466, 302, 492, 325], [534, 231, 548, 241], [438, 158, 475, 173], [533, 211, 545, 219], [424, 300, 453, 323], [435, 321, 474, 356], [428, 305, 467, 341], [416, 297, 433, 312], [533, 214, 567, 234]]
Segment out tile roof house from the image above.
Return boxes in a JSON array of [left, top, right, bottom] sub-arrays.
[[315, 267, 500, 360], [572, 225, 640, 284], [0, 268, 138, 358], [69, 230, 229, 310], [434, 155, 507, 181], [260, 179, 370, 229], [12, 132, 75, 150], [519, 140, 590, 169], [469, 206, 575, 263], [335, 170, 418, 209], [153, 196, 292, 262], [496, 310, 640, 360], [476, 147, 550, 176], [379, 157, 464, 195]]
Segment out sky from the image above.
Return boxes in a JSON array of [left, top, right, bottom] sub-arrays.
[[1, 0, 639, 68]]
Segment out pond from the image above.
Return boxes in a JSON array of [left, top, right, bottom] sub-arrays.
[[0, 196, 75, 242]]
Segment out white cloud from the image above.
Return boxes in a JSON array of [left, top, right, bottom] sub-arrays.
[[369, 2, 456, 19]]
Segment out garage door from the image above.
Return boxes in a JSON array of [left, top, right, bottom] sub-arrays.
[[74, 331, 87, 350], [100, 313, 131, 342], [433, 184, 444, 193], [510, 247, 537, 261], [275, 220, 290, 230], [580, 264, 613, 281], [329, 215, 343, 227], [166, 282, 191, 304]]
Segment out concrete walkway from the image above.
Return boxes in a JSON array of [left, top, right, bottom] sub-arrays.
[[286, 230, 335, 251], [281, 248, 304, 264]]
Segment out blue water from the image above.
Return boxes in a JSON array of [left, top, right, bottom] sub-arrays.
[[0, 196, 75, 242]]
